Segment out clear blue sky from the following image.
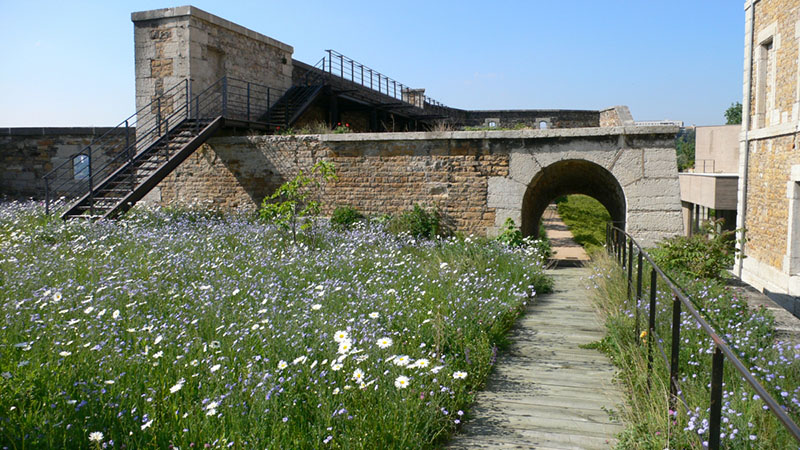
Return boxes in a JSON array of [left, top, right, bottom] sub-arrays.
[[0, 1, 743, 127]]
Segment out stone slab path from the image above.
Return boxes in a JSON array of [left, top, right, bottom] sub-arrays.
[[448, 267, 624, 449], [542, 205, 590, 263]]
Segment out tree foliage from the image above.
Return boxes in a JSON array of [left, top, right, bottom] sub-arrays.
[[259, 161, 337, 244], [725, 101, 742, 125], [675, 128, 695, 172]]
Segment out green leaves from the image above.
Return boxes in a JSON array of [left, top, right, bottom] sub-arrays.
[[259, 161, 337, 243]]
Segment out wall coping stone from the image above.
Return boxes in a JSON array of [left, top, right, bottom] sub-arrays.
[[131, 5, 293, 54], [1, 127, 122, 136], [313, 126, 679, 142]]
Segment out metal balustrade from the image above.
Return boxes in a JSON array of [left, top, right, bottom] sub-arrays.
[[606, 224, 800, 449]]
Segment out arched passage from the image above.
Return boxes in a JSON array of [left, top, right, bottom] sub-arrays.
[[521, 159, 626, 237]]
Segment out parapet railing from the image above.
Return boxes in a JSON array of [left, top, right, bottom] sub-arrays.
[[43, 76, 287, 215], [606, 225, 800, 449], [321, 49, 450, 115]]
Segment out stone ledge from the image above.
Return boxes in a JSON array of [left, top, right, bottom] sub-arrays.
[[310, 126, 679, 142], [131, 5, 293, 54], [1, 127, 122, 136]]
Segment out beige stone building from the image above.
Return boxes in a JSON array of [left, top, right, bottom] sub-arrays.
[[679, 125, 739, 235], [737, 0, 800, 315]]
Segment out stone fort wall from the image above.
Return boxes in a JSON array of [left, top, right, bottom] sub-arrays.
[[0, 128, 123, 199], [737, 0, 800, 307], [145, 127, 682, 245]]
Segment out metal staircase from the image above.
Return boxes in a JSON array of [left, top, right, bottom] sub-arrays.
[[44, 77, 284, 220], [261, 85, 323, 128]]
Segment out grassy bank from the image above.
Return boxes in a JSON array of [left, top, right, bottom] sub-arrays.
[[0, 202, 551, 449], [586, 252, 799, 449], [555, 195, 610, 253]]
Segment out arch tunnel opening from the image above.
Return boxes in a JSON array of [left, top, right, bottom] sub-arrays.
[[521, 159, 626, 240]]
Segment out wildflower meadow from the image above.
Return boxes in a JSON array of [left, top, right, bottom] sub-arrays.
[[0, 201, 551, 449]]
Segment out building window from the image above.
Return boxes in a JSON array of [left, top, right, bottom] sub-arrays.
[[754, 23, 777, 129], [787, 167, 800, 275], [73, 154, 89, 180], [488, 121, 497, 128], [539, 121, 548, 129]]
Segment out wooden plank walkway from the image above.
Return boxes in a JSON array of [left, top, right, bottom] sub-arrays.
[[448, 267, 624, 449]]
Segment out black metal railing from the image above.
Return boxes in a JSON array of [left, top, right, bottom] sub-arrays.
[[606, 225, 800, 449], [321, 50, 450, 115], [43, 79, 190, 215], [43, 76, 287, 215]]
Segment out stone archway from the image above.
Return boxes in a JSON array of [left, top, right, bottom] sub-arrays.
[[521, 159, 625, 238]]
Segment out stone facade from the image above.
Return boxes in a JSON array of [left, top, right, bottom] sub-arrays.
[[0, 128, 122, 198], [152, 127, 682, 246], [737, 0, 800, 310], [132, 6, 293, 119]]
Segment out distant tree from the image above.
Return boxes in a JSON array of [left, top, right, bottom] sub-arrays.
[[675, 128, 695, 172], [725, 102, 742, 125]]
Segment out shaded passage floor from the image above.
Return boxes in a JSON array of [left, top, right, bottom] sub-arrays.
[[542, 205, 590, 263], [448, 267, 624, 449]]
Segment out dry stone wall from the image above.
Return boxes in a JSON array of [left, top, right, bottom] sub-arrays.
[[0, 128, 121, 198], [151, 127, 683, 245]]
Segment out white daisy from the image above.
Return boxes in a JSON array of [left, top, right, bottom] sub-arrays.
[[453, 371, 467, 379], [333, 330, 349, 343], [337, 339, 353, 354], [393, 355, 411, 366], [311, 304, 322, 310], [394, 375, 410, 389], [376, 337, 393, 349], [88, 431, 104, 442], [59, 351, 72, 357], [368, 312, 379, 319], [352, 368, 365, 382], [210, 364, 221, 372], [169, 379, 185, 393], [277, 360, 288, 370], [411, 358, 430, 369]]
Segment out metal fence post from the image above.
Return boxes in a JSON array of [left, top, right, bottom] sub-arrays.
[[87, 148, 94, 217], [184, 79, 189, 121], [708, 347, 724, 450], [647, 267, 657, 391], [45, 178, 50, 215], [635, 251, 643, 345], [669, 294, 681, 411], [156, 98, 162, 136], [627, 239, 634, 300], [222, 78, 229, 117]]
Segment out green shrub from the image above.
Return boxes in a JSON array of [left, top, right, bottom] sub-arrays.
[[330, 205, 364, 230], [494, 218, 552, 259], [649, 219, 737, 282], [387, 204, 448, 239]]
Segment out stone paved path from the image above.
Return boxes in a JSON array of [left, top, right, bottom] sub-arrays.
[[542, 205, 590, 264], [447, 267, 624, 449]]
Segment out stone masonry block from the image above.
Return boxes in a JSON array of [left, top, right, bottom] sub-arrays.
[[487, 176, 527, 209]]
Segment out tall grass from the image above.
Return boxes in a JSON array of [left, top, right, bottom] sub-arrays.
[[586, 252, 800, 449], [0, 201, 551, 449], [555, 195, 610, 253]]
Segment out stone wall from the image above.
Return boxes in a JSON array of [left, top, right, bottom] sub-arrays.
[[449, 109, 600, 129], [0, 128, 122, 198], [152, 127, 683, 245], [132, 6, 293, 118], [737, 0, 800, 308], [599, 106, 635, 127], [747, 0, 800, 128]]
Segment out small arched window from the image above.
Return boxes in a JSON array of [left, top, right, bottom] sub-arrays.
[[539, 121, 548, 129], [73, 154, 89, 180]]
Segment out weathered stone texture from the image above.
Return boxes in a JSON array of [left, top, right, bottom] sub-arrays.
[[151, 128, 682, 244], [133, 6, 294, 124], [749, 0, 799, 127], [0, 128, 124, 198], [745, 135, 798, 269], [156, 135, 509, 235]]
